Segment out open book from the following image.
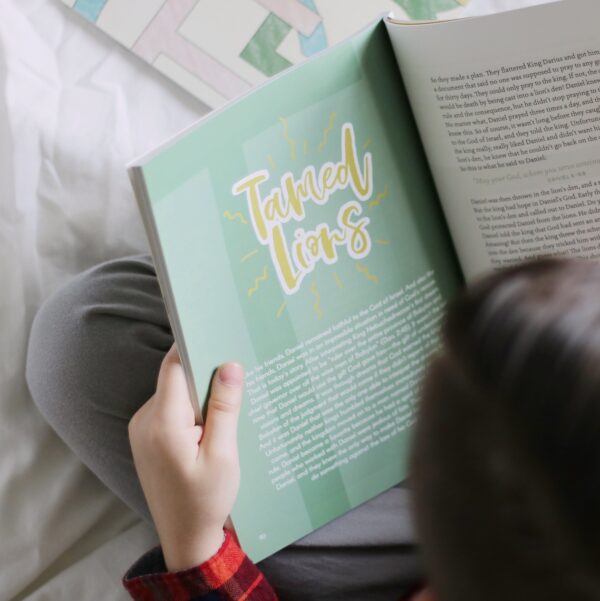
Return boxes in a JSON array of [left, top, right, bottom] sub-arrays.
[[129, 0, 600, 562]]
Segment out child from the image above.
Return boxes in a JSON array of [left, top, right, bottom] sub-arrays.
[[28, 257, 600, 600]]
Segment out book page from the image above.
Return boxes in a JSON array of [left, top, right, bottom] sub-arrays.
[[133, 21, 461, 562], [386, 0, 600, 280]]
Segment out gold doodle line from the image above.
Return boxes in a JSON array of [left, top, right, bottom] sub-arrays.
[[333, 272, 344, 289], [278, 117, 297, 160], [356, 263, 379, 284], [368, 185, 389, 209], [241, 249, 259, 263], [248, 266, 268, 297], [223, 210, 248, 225], [375, 239, 390, 245], [267, 154, 277, 170], [309, 281, 323, 318], [317, 112, 337, 152], [276, 301, 287, 319], [362, 138, 372, 150]]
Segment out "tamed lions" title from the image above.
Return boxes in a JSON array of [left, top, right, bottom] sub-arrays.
[[232, 122, 375, 295]]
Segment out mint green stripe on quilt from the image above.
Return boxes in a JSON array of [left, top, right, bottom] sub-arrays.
[[74, 0, 108, 22], [240, 14, 292, 77]]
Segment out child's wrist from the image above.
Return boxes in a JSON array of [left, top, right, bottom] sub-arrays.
[[162, 526, 226, 572]]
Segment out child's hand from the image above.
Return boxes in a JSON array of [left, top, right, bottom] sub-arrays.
[[128, 345, 244, 571]]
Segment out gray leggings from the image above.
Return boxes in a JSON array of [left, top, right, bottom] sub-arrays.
[[25, 255, 421, 601]]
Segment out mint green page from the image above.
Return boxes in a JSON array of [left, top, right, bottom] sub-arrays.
[[141, 21, 461, 562]]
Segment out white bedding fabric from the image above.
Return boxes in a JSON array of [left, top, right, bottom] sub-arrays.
[[0, 0, 548, 599]]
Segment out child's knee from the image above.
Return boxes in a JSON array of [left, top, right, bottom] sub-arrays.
[[26, 265, 103, 426], [26, 256, 170, 427]]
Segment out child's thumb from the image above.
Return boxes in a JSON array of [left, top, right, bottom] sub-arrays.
[[202, 363, 244, 453]]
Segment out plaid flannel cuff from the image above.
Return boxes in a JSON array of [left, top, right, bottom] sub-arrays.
[[123, 530, 276, 601]]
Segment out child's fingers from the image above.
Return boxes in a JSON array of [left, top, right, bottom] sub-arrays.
[[154, 344, 195, 426]]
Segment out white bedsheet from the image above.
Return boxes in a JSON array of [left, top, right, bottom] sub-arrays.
[[1, 2, 204, 599], [0, 1, 546, 599]]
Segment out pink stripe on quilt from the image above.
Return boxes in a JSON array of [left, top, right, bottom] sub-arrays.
[[133, 0, 250, 100]]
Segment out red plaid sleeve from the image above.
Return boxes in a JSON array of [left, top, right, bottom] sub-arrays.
[[123, 530, 277, 601], [402, 587, 427, 600]]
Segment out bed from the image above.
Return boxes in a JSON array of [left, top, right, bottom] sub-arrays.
[[0, 0, 545, 598]]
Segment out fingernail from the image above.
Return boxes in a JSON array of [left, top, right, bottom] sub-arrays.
[[218, 363, 244, 387]]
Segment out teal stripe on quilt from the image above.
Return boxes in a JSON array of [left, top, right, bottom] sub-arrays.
[[299, 0, 327, 57], [73, 0, 108, 22]]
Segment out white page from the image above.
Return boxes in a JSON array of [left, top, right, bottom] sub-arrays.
[[386, 0, 600, 280]]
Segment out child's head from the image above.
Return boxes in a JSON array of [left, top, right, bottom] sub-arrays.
[[413, 258, 600, 601]]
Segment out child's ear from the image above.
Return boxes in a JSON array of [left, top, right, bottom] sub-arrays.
[[412, 588, 436, 601]]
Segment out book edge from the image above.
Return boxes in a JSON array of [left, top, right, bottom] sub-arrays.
[[128, 165, 203, 424]]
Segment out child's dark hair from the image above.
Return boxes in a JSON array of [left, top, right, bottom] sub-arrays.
[[413, 258, 600, 601]]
